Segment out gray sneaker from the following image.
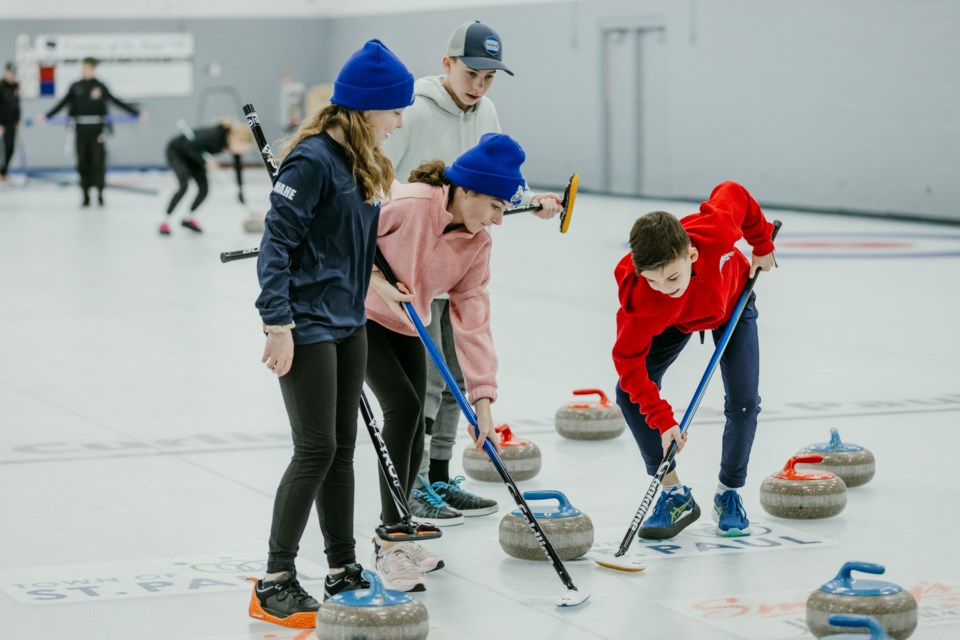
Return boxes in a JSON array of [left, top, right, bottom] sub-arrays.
[[407, 480, 464, 526]]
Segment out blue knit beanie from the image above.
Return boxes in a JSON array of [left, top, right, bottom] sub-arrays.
[[331, 39, 414, 111], [445, 133, 526, 205]]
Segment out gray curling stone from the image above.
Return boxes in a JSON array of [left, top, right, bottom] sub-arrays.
[[797, 427, 876, 488], [806, 562, 917, 639], [554, 388, 626, 440], [499, 490, 594, 561], [759, 454, 847, 519], [316, 569, 428, 640], [243, 213, 265, 234], [463, 423, 541, 482], [826, 614, 893, 639]]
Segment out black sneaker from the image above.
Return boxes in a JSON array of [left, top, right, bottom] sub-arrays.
[[247, 570, 319, 629], [407, 475, 464, 526], [181, 218, 202, 233], [323, 563, 370, 601], [431, 475, 498, 516]]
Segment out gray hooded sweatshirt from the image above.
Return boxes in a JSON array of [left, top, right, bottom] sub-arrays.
[[383, 75, 532, 205]]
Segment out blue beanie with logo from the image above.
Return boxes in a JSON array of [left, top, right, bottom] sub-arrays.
[[331, 39, 414, 111], [445, 133, 526, 205]]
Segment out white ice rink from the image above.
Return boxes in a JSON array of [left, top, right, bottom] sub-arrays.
[[2, 171, 959, 639]]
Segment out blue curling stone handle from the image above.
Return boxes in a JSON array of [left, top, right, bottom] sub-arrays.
[[820, 561, 903, 596], [510, 489, 582, 519], [328, 569, 415, 607]]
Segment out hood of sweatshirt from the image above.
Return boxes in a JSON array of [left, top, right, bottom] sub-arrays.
[[414, 75, 478, 117]]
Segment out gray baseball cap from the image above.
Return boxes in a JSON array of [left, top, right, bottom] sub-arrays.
[[446, 21, 513, 76]]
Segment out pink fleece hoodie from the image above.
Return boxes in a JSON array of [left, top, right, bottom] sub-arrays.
[[365, 182, 498, 404]]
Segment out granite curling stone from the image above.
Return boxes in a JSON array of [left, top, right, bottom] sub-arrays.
[[759, 454, 847, 519], [316, 570, 428, 640], [806, 562, 917, 639], [243, 212, 265, 234], [825, 614, 893, 639], [797, 427, 876, 488], [555, 388, 626, 440], [463, 423, 541, 482], [499, 490, 594, 561]]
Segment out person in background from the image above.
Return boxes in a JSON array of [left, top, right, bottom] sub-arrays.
[[0, 63, 21, 183], [159, 118, 253, 235], [382, 20, 562, 521], [35, 56, 144, 207]]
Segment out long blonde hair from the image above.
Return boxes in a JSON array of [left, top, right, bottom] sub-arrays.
[[278, 104, 394, 204]]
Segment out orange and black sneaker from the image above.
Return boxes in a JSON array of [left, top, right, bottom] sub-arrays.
[[181, 218, 202, 233], [322, 563, 370, 601], [246, 570, 319, 629]]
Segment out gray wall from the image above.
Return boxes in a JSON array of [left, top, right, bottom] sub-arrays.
[[5, 1, 959, 221], [329, 0, 960, 221], [2, 19, 330, 170]]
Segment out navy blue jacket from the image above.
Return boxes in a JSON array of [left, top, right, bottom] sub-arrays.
[[256, 132, 380, 344]]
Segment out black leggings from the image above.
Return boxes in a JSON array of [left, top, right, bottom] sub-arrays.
[[76, 132, 106, 193], [267, 326, 367, 573], [165, 144, 208, 215], [364, 320, 427, 526], [1, 123, 15, 177]]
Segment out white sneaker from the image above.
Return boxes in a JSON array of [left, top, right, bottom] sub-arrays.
[[395, 541, 444, 573], [372, 538, 444, 574], [375, 546, 426, 592]]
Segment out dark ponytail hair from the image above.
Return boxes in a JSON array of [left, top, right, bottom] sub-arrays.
[[407, 160, 450, 186], [408, 160, 458, 206]]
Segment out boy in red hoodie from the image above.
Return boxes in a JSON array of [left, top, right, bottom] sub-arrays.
[[612, 181, 777, 539]]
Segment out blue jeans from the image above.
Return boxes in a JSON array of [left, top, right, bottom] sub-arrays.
[[615, 293, 761, 489]]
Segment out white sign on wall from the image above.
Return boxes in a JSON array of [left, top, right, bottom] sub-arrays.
[[16, 32, 194, 99]]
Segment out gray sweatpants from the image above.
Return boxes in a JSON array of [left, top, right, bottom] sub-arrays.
[[418, 298, 464, 481]]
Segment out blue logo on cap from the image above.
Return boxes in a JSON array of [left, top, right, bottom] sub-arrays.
[[483, 36, 500, 56], [510, 185, 524, 206]]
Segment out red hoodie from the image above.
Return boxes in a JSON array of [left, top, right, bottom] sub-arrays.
[[613, 181, 775, 434]]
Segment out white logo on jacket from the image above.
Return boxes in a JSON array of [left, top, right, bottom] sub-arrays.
[[273, 182, 297, 200], [719, 251, 736, 272]]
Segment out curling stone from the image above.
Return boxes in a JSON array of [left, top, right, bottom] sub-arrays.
[[797, 427, 876, 488], [825, 614, 893, 639], [462, 423, 541, 482], [316, 569, 428, 640], [806, 562, 917, 639], [499, 490, 594, 561], [759, 455, 847, 519], [555, 388, 626, 440], [243, 213, 265, 233]]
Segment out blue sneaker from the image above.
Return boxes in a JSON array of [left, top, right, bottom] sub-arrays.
[[713, 490, 751, 536], [638, 486, 701, 540]]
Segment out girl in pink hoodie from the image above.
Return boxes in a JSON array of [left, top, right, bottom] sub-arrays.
[[364, 133, 526, 592]]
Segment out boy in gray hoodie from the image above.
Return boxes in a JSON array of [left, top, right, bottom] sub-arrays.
[[383, 20, 562, 524]]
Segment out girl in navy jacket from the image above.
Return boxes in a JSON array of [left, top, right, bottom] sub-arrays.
[[247, 40, 413, 629]]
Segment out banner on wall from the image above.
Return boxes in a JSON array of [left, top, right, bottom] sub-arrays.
[[15, 32, 194, 99]]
